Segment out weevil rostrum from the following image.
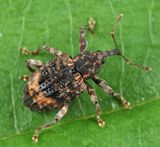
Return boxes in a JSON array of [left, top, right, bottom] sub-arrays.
[[20, 14, 151, 143]]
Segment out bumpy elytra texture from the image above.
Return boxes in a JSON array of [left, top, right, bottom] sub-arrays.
[[23, 51, 104, 112]]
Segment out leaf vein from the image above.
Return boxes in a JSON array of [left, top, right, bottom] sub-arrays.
[[65, 0, 74, 56], [143, 0, 154, 65], [13, 16, 25, 68], [13, 0, 32, 67], [0, 97, 159, 142], [10, 73, 20, 134], [8, 0, 14, 9], [77, 99, 85, 116], [137, 124, 142, 147], [148, 0, 155, 45]]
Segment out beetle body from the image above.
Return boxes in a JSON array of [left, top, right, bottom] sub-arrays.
[[23, 51, 106, 112]]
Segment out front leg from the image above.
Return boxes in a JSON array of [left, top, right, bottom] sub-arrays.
[[92, 76, 132, 109], [32, 103, 68, 143], [86, 83, 105, 127]]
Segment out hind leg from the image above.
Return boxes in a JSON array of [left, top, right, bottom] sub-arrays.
[[92, 76, 132, 109], [19, 59, 43, 80], [25, 59, 43, 72], [21, 46, 63, 57], [86, 83, 105, 127], [32, 103, 68, 143], [20, 47, 40, 55]]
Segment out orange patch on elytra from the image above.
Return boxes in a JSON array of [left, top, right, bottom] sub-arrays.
[[34, 92, 57, 108], [27, 72, 60, 109], [28, 72, 41, 95]]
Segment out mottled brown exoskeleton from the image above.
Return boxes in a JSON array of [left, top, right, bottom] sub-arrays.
[[20, 14, 151, 143]]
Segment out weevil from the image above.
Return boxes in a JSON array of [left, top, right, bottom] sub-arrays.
[[20, 14, 151, 142]]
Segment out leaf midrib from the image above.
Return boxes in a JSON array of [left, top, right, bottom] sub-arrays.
[[0, 97, 159, 142]]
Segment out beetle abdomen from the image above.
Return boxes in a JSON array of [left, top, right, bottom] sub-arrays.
[[23, 56, 87, 112], [23, 72, 61, 112], [38, 59, 86, 102]]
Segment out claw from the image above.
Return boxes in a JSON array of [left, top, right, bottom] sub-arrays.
[[98, 119, 105, 127], [32, 134, 38, 143], [123, 100, 132, 109]]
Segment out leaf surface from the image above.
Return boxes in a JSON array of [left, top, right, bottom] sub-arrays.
[[0, 0, 159, 146]]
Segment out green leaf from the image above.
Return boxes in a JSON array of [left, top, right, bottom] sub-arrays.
[[0, 0, 159, 146], [1, 99, 160, 147]]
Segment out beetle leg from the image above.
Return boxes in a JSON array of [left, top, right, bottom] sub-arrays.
[[19, 75, 29, 81], [86, 83, 105, 127], [79, 27, 87, 52], [26, 59, 43, 72], [20, 47, 41, 55], [92, 76, 132, 109], [21, 46, 63, 57], [32, 103, 68, 143]]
